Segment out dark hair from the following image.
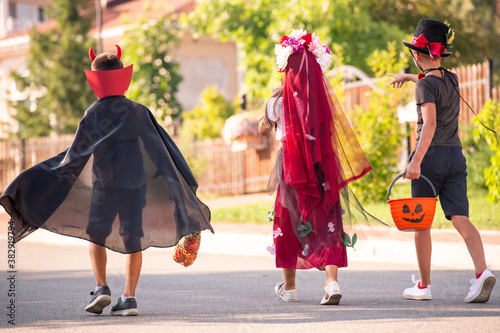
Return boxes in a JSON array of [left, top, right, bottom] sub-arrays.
[[91, 53, 123, 71]]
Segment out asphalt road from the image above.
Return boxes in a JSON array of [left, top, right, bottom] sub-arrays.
[[1, 240, 499, 332]]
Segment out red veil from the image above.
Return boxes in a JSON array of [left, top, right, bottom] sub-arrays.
[[281, 50, 371, 222]]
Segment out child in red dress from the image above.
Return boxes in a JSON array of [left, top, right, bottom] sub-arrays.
[[266, 30, 376, 304]]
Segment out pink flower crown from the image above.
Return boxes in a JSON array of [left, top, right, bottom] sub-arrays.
[[274, 29, 333, 73]]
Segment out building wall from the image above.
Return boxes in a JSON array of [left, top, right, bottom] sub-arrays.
[[0, 35, 30, 137], [0, 16, 239, 138], [99, 28, 238, 113], [0, 0, 48, 39], [0, 0, 7, 38], [174, 32, 238, 112]]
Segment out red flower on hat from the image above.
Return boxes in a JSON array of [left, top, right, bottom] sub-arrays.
[[410, 34, 446, 59]]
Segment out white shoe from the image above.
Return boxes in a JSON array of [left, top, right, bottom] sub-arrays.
[[403, 274, 432, 300], [465, 268, 496, 303], [320, 281, 342, 305], [275, 280, 297, 302]]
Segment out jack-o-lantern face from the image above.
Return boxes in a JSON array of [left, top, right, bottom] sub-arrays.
[[402, 203, 426, 223]]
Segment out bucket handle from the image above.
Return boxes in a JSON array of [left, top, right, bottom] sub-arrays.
[[386, 173, 437, 201]]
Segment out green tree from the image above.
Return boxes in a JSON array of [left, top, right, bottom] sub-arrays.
[[349, 42, 409, 202], [6, 100, 50, 138], [180, 86, 236, 140], [473, 99, 500, 203], [181, 0, 405, 107], [121, 11, 183, 130], [9, 0, 94, 137], [369, 0, 500, 69]]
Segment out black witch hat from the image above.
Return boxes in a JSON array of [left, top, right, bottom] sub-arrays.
[[403, 19, 453, 59]]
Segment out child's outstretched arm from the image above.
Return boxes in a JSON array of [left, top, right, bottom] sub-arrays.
[[388, 74, 419, 88]]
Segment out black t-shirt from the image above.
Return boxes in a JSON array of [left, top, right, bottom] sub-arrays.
[[414, 72, 462, 148]]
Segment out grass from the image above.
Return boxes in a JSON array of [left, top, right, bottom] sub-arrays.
[[211, 202, 274, 224], [209, 183, 500, 230]]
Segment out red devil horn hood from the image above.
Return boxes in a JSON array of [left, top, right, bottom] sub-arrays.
[[115, 44, 122, 59], [85, 65, 133, 99], [85, 45, 132, 99], [89, 47, 97, 61]]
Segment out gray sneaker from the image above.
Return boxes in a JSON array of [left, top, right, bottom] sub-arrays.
[[85, 285, 112, 314], [111, 297, 138, 316]]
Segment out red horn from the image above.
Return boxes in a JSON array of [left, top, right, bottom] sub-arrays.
[[89, 47, 96, 61], [115, 45, 122, 59]]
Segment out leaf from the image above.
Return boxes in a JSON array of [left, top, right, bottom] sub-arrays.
[[341, 232, 357, 251], [266, 209, 276, 222], [351, 233, 357, 251], [299, 231, 311, 237], [343, 233, 351, 244], [297, 225, 308, 231]]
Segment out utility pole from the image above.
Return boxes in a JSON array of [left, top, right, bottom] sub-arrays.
[[95, 0, 102, 54]]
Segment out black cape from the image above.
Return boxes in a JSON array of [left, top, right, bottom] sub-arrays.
[[0, 95, 212, 253]]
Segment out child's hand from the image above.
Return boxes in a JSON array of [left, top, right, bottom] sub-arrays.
[[388, 74, 408, 88], [389, 73, 419, 87], [404, 161, 421, 180]]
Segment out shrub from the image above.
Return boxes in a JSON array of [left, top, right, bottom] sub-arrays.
[[473, 99, 500, 203], [181, 86, 235, 140], [460, 124, 492, 191], [221, 112, 260, 143], [348, 42, 409, 202]]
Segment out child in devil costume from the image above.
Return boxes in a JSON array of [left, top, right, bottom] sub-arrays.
[[0, 46, 213, 315]]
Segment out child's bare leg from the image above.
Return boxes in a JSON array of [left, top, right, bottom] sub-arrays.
[[324, 265, 339, 298], [283, 268, 296, 290], [89, 243, 108, 286], [451, 215, 487, 275], [124, 251, 142, 297], [414, 228, 432, 287], [325, 265, 338, 285]]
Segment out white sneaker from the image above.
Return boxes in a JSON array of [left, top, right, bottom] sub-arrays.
[[465, 268, 496, 303], [403, 274, 432, 300], [274, 280, 297, 302], [320, 281, 342, 305]]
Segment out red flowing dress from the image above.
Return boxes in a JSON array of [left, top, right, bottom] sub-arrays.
[[270, 50, 371, 269]]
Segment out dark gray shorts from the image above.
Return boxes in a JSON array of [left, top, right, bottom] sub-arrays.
[[411, 146, 468, 220], [87, 182, 146, 252]]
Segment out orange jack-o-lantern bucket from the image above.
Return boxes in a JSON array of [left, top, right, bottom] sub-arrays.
[[387, 173, 437, 232]]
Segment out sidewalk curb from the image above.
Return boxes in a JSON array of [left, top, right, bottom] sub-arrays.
[[6, 226, 500, 270]]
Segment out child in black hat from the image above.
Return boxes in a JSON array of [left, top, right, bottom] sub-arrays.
[[389, 19, 495, 303]]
